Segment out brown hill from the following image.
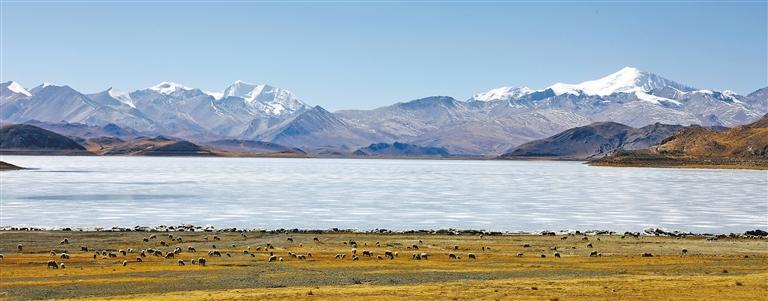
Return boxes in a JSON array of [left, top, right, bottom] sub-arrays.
[[96, 136, 219, 156], [593, 115, 768, 169]]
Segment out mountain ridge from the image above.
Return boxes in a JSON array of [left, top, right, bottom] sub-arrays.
[[2, 67, 766, 155]]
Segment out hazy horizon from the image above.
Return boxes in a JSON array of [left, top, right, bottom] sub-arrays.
[[2, 1, 766, 110]]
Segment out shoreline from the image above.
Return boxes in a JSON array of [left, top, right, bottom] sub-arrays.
[[590, 161, 768, 171], [2, 225, 765, 238], [4, 153, 768, 171]]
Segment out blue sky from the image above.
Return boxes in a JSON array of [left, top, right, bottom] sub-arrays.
[[1, 1, 766, 110]]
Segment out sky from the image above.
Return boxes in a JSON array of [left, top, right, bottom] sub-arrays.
[[1, 1, 766, 110]]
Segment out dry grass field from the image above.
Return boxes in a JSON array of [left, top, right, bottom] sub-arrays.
[[0, 231, 766, 300]]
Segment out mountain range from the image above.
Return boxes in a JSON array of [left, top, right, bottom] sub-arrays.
[[3, 67, 766, 155]]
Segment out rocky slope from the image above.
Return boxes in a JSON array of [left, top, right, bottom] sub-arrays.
[[593, 115, 768, 168], [0, 124, 91, 155], [500, 122, 686, 159]]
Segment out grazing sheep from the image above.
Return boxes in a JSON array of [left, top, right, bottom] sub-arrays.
[[153, 250, 162, 257], [60, 253, 70, 260], [177, 259, 185, 266], [50, 250, 57, 256], [165, 253, 174, 259], [550, 246, 557, 251], [279, 257, 284, 262], [175, 237, 183, 242], [143, 237, 149, 242], [208, 250, 221, 257], [60, 238, 69, 245], [641, 252, 654, 257], [93, 254, 97, 259], [517, 253, 524, 257], [587, 243, 593, 248], [561, 236, 568, 240], [682, 249, 688, 255], [351, 248, 357, 255], [448, 253, 457, 260], [335, 254, 345, 259], [377, 255, 384, 260], [198, 257, 207, 266], [160, 241, 168, 247], [268, 255, 278, 262], [191, 258, 197, 265], [394, 252, 398, 257], [81, 246, 88, 252], [226, 253, 231, 257], [523, 244, 531, 248], [59, 263, 66, 269], [468, 253, 477, 260], [363, 250, 373, 257], [127, 248, 134, 253], [313, 237, 319, 242], [47, 260, 59, 269], [541, 254, 547, 258], [554, 252, 561, 258], [384, 251, 395, 259], [122, 260, 128, 266], [109, 252, 118, 258], [453, 245, 459, 250], [140, 250, 147, 257], [136, 257, 143, 262], [174, 247, 181, 254], [411, 244, 419, 250], [119, 249, 127, 256], [213, 235, 221, 241], [296, 254, 306, 260], [250, 253, 255, 257], [17, 244, 23, 252], [287, 237, 294, 243], [307, 252, 312, 257], [375, 241, 380, 247], [589, 251, 600, 257], [231, 244, 236, 248], [352, 255, 359, 261]]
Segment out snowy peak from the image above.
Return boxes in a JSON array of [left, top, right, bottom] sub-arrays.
[[222, 80, 268, 101], [106, 88, 136, 108], [149, 82, 191, 95], [547, 66, 694, 96], [2, 81, 32, 96], [219, 80, 306, 115], [471, 86, 533, 102]]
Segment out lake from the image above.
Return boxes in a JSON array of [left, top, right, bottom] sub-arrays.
[[1, 156, 766, 233]]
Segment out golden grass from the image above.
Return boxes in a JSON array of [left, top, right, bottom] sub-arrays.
[[1, 231, 766, 300]]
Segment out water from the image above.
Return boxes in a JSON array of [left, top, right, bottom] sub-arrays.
[[1, 156, 766, 233]]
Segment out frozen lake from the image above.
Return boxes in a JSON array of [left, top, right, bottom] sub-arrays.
[[1, 156, 766, 233]]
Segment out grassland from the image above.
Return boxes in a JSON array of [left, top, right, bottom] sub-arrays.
[[0, 231, 766, 300]]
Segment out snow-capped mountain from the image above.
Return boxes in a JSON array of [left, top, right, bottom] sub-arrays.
[[546, 67, 694, 97], [471, 86, 533, 102], [218, 80, 305, 116], [1, 67, 766, 154], [149, 82, 192, 95]]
